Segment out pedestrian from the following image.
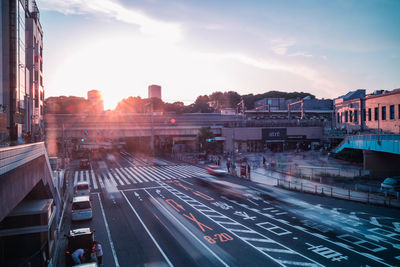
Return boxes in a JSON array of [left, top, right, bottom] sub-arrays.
[[247, 164, 251, 179], [92, 240, 103, 265], [262, 156, 266, 167], [71, 248, 85, 265], [226, 161, 230, 172]]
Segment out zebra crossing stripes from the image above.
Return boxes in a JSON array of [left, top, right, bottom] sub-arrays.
[[107, 172, 118, 186], [140, 167, 166, 180], [118, 168, 137, 184], [126, 167, 145, 183], [74, 171, 79, 185], [80, 171, 84, 183], [137, 167, 162, 181], [85, 170, 90, 186], [91, 170, 98, 189], [112, 169, 130, 185], [132, 167, 155, 182]]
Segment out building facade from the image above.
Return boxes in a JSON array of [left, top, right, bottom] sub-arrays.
[[1, 0, 43, 143], [87, 90, 104, 113], [334, 89, 400, 134], [148, 84, 162, 100]]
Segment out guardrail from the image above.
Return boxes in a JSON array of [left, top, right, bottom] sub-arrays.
[[277, 179, 400, 208], [0, 142, 47, 176]]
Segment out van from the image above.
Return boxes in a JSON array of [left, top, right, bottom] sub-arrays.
[[72, 196, 92, 221], [74, 181, 90, 197]]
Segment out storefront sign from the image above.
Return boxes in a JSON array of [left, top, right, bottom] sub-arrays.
[[262, 128, 287, 140]]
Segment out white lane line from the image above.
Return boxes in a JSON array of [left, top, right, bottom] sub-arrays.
[[125, 167, 143, 183], [121, 191, 173, 267], [96, 193, 120, 267], [144, 190, 229, 267], [116, 168, 136, 184], [85, 170, 90, 186], [107, 172, 119, 186], [91, 170, 98, 190], [149, 167, 175, 180], [129, 167, 149, 182], [163, 166, 191, 178], [138, 167, 161, 181], [113, 169, 130, 185], [74, 171, 79, 185], [80, 171, 84, 182]]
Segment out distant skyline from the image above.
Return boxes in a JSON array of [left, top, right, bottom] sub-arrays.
[[39, 0, 400, 109]]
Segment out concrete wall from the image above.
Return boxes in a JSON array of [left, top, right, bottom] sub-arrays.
[[287, 126, 323, 139], [363, 150, 400, 177]]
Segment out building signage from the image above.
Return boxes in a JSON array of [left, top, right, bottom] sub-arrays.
[[262, 128, 287, 140]]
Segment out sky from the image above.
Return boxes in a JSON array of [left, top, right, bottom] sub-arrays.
[[38, 0, 400, 110]]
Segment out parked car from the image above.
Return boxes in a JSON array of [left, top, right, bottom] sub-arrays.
[[74, 181, 90, 197], [196, 175, 261, 201], [381, 176, 400, 192], [72, 196, 93, 221], [65, 228, 96, 266], [80, 159, 90, 169], [205, 165, 227, 176]]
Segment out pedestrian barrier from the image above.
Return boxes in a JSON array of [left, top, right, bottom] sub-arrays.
[[276, 179, 400, 208]]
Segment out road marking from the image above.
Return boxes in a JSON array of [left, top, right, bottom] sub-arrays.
[[223, 197, 393, 266], [144, 189, 229, 267], [98, 173, 105, 189], [107, 172, 119, 186], [110, 170, 124, 186], [140, 167, 164, 180], [337, 234, 386, 252], [116, 168, 137, 184], [80, 171, 84, 183], [85, 170, 90, 186], [74, 171, 78, 185], [121, 191, 173, 267], [96, 193, 120, 267], [257, 222, 292, 236], [126, 167, 144, 183], [162, 182, 321, 267], [134, 167, 156, 182], [112, 169, 130, 185], [91, 170, 98, 189]]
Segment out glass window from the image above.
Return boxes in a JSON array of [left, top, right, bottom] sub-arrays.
[[354, 110, 358, 123], [349, 110, 353, 122], [362, 109, 366, 121], [345, 111, 348, 122], [374, 107, 378, 121], [382, 106, 386, 120], [390, 105, 395, 120], [368, 108, 371, 121]]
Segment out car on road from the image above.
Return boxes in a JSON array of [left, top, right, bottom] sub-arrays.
[[196, 175, 262, 201], [381, 176, 400, 192], [80, 159, 90, 169], [72, 196, 93, 221], [65, 228, 96, 266], [74, 181, 90, 197], [205, 165, 227, 176]]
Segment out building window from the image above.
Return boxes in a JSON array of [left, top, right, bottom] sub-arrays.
[[382, 106, 386, 120], [399, 104, 400, 119], [345, 111, 348, 122], [354, 110, 358, 123], [368, 108, 371, 121], [374, 107, 378, 121], [362, 109, 366, 122], [390, 105, 395, 120], [349, 110, 353, 122], [337, 113, 340, 123]]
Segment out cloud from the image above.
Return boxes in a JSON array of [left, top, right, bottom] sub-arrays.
[[270, 38, 296, 56], [39, 0, 182, 43]]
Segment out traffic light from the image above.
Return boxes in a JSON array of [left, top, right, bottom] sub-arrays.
[[206, 138, 213, 142], [81, 138, 85, 142]]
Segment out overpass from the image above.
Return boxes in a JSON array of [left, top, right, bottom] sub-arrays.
[[334, 134, 400, 176], [0, 143, 60, 266]]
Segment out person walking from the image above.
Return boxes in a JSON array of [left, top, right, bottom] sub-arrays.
[[247, 164, 251, 180], [92, 240, 103, 265], [226, 161, 231, 173]]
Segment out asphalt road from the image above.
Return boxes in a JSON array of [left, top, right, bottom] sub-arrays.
[[61, 151, 400, 267]]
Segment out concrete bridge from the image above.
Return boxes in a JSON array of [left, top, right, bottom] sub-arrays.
[[334, 134, 400, 176]]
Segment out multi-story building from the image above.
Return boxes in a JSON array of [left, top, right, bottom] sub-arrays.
[[26, 0, 44, 141], [334, 88, 400, 134], [1, 0, 43, 143], [87, 90, 104, 113], [148, 84, 162, 100]]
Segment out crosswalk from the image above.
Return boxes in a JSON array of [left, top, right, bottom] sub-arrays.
[[73, 165, 208, 190], [119, 152, 179, 166]]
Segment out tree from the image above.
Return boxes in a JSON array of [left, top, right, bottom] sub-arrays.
[[44, 96, 90, 114], [197, 127, 215, 154]]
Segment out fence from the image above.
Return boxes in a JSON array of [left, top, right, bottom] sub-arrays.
[[277, 179, 400, 208]]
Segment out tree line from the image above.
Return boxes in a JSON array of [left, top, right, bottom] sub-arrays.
[[45, 90, 315, 114]]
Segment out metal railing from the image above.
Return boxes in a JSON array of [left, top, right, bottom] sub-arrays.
[[277, 179, 400, 208]]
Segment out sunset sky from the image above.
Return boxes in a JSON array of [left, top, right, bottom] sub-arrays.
[[38, 0, 400, 110]]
